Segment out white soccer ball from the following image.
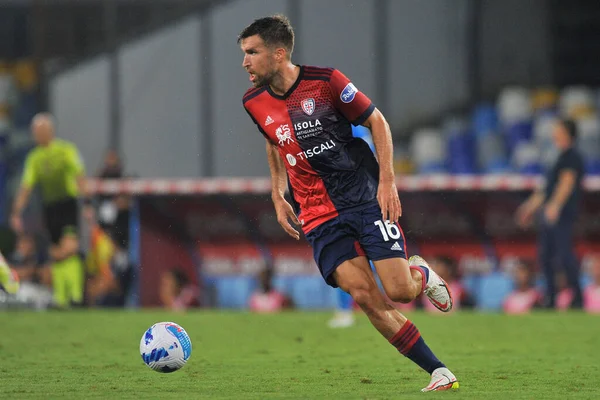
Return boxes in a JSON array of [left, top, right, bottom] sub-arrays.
[[140, 322, 192, 373]]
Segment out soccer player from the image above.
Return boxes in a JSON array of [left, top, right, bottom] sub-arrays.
[[11, 113, 90, 308], [239, 16, 458, 392]]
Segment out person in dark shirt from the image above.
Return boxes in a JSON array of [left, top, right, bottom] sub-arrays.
[[516, 118, 585, 308]]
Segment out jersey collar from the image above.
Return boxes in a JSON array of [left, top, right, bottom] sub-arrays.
[[267, 65, 303, 100]]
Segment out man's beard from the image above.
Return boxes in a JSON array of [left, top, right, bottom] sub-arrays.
[[253, 69, 277, 88]]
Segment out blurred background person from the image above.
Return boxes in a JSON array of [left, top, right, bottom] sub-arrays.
[[248, 267, 293, 313], [10, 113, 91, 308], [85, 222, 129, 307], [95, 150, 130, 245], [516, 119, 585, 309], [422, 256, 474, 313], [10, 234, 46, 284], [584, 255, 600, 314], [96, 149, 123, 179], [8, 234, 52, 309], [159, 267, 199, 311], [503, 260, 542, 314]]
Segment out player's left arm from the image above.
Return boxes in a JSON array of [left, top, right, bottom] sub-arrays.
[[363, 109, 402, 222], [329, 69, 400, 222]]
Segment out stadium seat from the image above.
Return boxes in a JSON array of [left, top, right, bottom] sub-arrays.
[[512, 141, 542, 175], [476, 273, 514, 311], [497, 87, 532, 125], [532, 87, 558, 114], [576, 116, 600, 175], [215, 276, 256, 309], [461, 274, 480, 299], [504, 120, 534, 155], [445, 117, 477, 174], [410, 128, 447, 174], [560, 86, 595, 119], [476, 133, 509, 173], [472, 103, 498, 136], [290, 276, 336, 309], [534, 114, 559, 170]]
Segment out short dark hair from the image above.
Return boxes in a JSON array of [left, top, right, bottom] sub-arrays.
[[237, 15, 295, 57], [560, 118, 578, 140]]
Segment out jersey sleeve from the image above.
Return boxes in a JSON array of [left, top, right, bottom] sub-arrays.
[[21, 153, 37, 189], [66, 143, 85, 176], [244, 105, 272, 143], [329, 69, 375, 126]]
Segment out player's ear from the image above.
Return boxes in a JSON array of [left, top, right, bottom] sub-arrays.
[[275, 47, 286, 62]]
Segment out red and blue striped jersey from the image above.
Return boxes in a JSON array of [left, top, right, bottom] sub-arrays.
[[243, 65, 378, 233]]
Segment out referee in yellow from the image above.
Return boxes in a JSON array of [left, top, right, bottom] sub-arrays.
[[11, 113, 91, 308]]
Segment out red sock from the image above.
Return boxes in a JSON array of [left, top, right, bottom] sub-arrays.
[[389, 320, 445, 374], [389, 320, 421, 355]]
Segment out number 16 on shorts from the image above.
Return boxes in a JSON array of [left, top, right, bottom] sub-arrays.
[[374, 220, 401, 242]]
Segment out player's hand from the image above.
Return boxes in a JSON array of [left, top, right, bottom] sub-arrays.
[[515, 204, 532, 228], [10, 213, 23, 234], [544, 203, 560, 225], [515, 203, 537, 228], [273, 198, 301, 240], [377, 180, 402, 222]]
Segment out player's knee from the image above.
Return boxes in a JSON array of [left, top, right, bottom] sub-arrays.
[[385, 284, 415, 304], [347, 286, 381, 315]]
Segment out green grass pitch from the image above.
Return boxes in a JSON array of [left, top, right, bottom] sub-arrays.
[[0, 310, 598, 399]]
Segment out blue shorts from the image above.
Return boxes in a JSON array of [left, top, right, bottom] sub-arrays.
[[305, 203, 408, 287]]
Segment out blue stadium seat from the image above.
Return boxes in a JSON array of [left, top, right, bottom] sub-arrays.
[[290, 276, 336, 309], [580, 274, 592, 289], [447, 127, 477, 174], [472, 104, 498, 136], [461, 274, 480, 299], [215, 276, 256, 309], [585, 159, 600, 175], [476, 273, 514, 311], [504, 121, 534, 155]]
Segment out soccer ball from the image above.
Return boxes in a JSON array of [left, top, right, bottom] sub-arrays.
[[140, 322, 192, 373]]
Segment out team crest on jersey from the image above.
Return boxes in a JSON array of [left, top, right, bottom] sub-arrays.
[[301, 98, 315, 115]]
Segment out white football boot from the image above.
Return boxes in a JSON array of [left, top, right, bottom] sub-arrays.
[[422, 367, 459, 392], [408, 255, 453, 312]]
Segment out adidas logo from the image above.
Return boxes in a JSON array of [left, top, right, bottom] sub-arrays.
[[265, 115, 274, 126], [390, 241, 403, 251]]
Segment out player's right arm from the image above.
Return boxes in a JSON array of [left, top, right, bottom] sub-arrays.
[[266, 140, 300, 240], [11, 153, 37, 233]]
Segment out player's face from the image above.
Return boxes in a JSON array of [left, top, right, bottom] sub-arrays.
[[241, 35, 278, 88], [552, 122, 571, 150]]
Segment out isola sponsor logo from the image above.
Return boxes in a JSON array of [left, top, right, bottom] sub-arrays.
[[340, 82, 358, 103], [296, 140, 336, 161], [294, 119, 321, 131]]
